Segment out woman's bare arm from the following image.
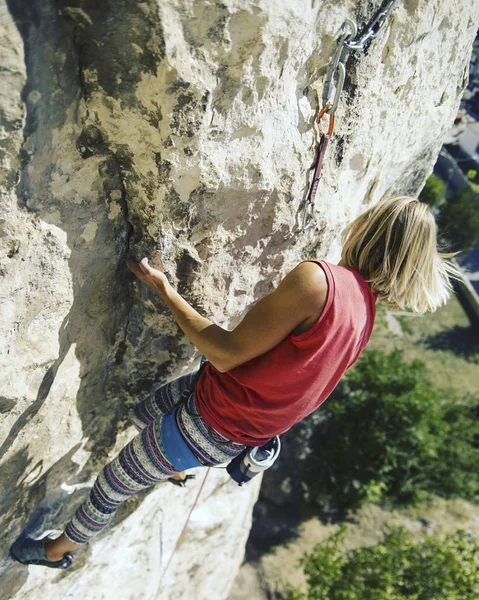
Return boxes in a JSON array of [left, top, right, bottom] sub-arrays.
[[127, 257, 327, 372], [217, 261, 328, 370]]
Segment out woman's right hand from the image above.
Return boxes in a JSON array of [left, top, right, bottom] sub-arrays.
[[126, 257, 169, 294]]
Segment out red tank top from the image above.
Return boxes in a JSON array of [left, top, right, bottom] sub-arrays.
[[195, 260, 377, 445]]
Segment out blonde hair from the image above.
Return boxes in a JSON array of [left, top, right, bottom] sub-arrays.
[[341, 196, 465, 313]]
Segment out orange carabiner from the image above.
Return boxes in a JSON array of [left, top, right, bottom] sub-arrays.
[[315, 103, 335, 137]]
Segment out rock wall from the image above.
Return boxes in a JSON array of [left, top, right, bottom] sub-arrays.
[[1, 1, 478, 598]]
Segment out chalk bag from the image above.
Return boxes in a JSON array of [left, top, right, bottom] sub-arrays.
[[226, 436, 281, 486]]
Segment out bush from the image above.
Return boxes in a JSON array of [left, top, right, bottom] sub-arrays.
[[418, 174, 446, 209], [284, 526, 479, 600], [301, 349, 479, 513], [437, 185, 479, 252]]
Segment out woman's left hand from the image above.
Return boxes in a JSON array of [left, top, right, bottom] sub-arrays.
[[126, 257, 169, 294]]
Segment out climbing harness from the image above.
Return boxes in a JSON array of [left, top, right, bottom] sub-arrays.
[[300, 0, 399, 230]]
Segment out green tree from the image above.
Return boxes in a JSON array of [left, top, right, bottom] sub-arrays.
[[285, 526, 479, 600], [437, 185, 479, 252], [302, 349, 479, 513], [418, 174, 446, 209]]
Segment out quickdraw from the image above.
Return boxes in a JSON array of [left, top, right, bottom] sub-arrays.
[[300, 0, 399, 230], [301, 104, 335, 230]]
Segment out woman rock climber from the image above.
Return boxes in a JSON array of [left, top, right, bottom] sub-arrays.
[[10, 196, 461, 569]]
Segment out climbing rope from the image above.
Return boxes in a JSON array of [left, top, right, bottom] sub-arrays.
[[300, 0, 399, 230], [156, 467, 211, 599]]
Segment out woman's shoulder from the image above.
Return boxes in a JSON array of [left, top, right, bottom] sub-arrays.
[[295, 258, 331, 283], [286, 260, 331, 337], [290, 259, 329, 308]]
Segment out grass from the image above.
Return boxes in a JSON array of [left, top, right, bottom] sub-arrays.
[[369, 295, 479, 398]]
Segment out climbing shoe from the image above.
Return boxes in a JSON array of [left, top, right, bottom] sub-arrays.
[[10, 534, 74, 569]]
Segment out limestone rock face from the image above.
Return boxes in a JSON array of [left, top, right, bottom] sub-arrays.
[[1, 0, 478, 598]]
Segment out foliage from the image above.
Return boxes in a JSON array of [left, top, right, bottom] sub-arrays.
[[418, 174, 445, 209], [284, 526, 479, 600], [444, 144, 479, 184], [437, 185, 479, 252], [302, 349, 479, 513]]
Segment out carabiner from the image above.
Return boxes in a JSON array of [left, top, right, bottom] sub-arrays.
[[323, 19, 356, 115], [301, 200, 315, 231], [330, 19, 357, 72], [316, 104, 335, 136]]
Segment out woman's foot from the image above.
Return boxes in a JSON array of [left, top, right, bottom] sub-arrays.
[[43, 533, 81, 561], [9, 535, 74, 569]]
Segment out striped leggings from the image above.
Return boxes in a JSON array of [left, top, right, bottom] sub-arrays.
[[64, 369, 246, 545]]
